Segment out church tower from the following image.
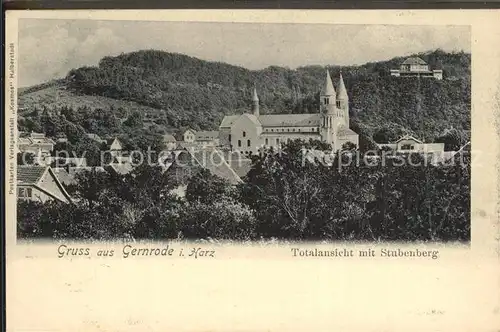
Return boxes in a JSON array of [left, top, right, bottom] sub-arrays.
[[251, 87, 260, 116], [336, 72, 349, 125], [320, 70, 338, 145]]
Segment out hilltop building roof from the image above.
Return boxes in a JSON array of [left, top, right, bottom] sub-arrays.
[[402, 57, 428, 65], [394, 134, 424, 144]]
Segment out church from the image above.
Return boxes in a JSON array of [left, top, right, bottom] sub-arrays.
[[219, 70, 359, 155]]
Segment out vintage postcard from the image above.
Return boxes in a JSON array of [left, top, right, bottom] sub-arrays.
[[4, 9, 500, 332]]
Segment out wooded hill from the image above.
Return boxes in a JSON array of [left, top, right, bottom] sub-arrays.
[[18, 49, 470, 148]]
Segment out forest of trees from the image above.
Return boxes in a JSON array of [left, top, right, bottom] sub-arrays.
[[17, 140, 470, 242], [19, 49, 471, 146]]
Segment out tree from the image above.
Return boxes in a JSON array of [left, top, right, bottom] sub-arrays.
[[179, 199, 256, 240], [17, 152, 35, 165], [185, 168, 236, 204]]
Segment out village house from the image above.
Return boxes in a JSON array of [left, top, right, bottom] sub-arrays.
[[194, 131, 220, 147], [390, 57, 443, 80], [181, 129, 220, 147], [17, 166, 73, 204], [376, 134, 445, 153], [219, 70, 359, 156], [18, 132, 56, 165]]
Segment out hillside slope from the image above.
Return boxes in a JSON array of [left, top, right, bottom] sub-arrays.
[[18, 49, 470, 147]]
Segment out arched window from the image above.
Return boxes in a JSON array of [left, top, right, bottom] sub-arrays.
[[242, 131, 246, 137], [228, 134, 231, 142], [265, 138, 268, 145], [238, 140, 241, 147], [247, 139, 251, 147]]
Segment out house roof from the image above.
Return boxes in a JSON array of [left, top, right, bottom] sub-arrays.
[[195, 131, 219, 141], [402, 57, 427, 65], [219, 115, 240, 128], [17, 166, 74, 203], [17, 166, 47, 184], [395, 135, 423, 144], [191, 148, 242, 185], [168, 147, 242, 185], [107, 138, 122, 149], [18, 137, 33, 145], [18, 135, 55, 146], [321, 70, 336, 96], [221, 113, 321, 129]]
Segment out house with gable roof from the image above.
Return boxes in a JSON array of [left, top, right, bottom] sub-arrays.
[[17, 166, 73, 203], [181, 129, 220, 147], [390, 57, 443, 80], [376, 134, 445, 153]]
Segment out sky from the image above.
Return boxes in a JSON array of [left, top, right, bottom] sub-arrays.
[[18, 19, 470, 87]]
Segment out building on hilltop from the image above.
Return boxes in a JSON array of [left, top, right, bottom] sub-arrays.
[[390, 57, 443, 80], [219, 70, 359, 155]]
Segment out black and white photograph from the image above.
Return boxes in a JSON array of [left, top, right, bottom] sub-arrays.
[[7, 9, 500, 332], [14, 19, 471, 243]]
